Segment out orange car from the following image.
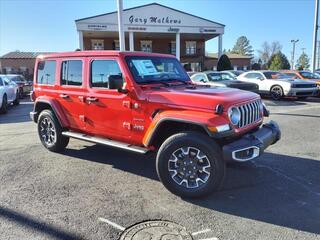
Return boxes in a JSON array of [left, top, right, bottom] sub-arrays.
[[282, 70, 320, 87]]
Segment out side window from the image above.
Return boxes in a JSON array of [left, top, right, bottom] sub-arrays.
[[37, 60, 56, 85], [61, 60, 83, 86], [192, 74, 205, 82], [0, 77, 3, 86], [245, 72, 262, 79], [91, 60, 122, 88]]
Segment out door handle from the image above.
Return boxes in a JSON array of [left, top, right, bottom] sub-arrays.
[[59, 94, 69, 99], [86, 97, 99, 103]]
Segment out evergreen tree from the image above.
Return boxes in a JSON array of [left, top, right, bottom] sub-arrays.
[[267, 51, 290, 70], [217, 54, 232, 71], [231, 36, 254, 56], [296, 52, 310, 70]]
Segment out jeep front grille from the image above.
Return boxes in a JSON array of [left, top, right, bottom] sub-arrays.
[[237, 100, 262, 128]]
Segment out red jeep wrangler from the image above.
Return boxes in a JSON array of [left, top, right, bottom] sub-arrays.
[[30, 51, 280, 198]]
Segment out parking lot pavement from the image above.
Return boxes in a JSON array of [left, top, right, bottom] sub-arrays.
[[0, 98, 319, 240]]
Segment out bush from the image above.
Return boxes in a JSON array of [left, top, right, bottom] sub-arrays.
[[217, 54, 232, 71]]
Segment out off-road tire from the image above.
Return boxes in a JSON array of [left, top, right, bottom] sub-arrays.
[[0, 94, 8, 114], [37, 110, 69, 152], [156, 131, 225, 198], [13, 91, 20, 105], [270, 85, 284, 100]]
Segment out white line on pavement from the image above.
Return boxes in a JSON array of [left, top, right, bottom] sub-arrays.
[[192, 228, 212, 236], [98, 217, 125, 231], [198, 238, 219, 240]]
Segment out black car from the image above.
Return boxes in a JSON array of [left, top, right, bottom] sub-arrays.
[[190, 71, 259, 93]]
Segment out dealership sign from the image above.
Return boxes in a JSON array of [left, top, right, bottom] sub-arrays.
[[87, 24, 107, 30], [129, 15, 182, 25]]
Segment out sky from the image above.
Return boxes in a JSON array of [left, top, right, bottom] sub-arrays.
[[0, 0, 316, 62]]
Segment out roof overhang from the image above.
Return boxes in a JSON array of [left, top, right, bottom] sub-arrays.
[[75, 3, 224, 35]]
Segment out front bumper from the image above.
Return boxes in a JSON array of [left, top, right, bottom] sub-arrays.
[[222, 121, 281, 162], [285, 88, 318, 97]]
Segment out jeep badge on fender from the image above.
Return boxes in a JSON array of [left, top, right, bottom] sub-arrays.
[[30, 51, 281, 198]]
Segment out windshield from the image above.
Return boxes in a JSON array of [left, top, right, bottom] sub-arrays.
[[5, 75, 26, 82], [207, 72, 234, 81], [263, 72, 290, 79], [125, 56, 189, 84], [300, 71, 318, 79], [231, 71, 244, 76]]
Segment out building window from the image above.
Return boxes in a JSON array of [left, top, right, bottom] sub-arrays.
[[170, 41, 176, 55], [113, 40, 120, 50], [61, 60, 83, 86], [91, 39, 104, 50], [140, 40, 152, 53], [186, 41, 196, 55], [37, 61, 56, 85]]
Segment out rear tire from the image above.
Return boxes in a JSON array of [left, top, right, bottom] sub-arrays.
[[0, 94, 8, 114], [37, 110, 69, 152], [270, 85, 284, 100], [13, 91, 20, 105], [156, 131, 225, 198]]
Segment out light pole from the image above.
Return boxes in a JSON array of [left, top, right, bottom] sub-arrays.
[[312, 0, 319, 72], [291, 39, 299, 70], [117, 0, 125, 51]]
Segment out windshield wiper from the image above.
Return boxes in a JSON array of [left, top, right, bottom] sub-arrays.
[[165, 79, 192, 85], [138, 81, 171, 87]]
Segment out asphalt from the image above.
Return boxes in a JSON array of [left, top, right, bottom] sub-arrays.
[[0, 97, 319, 240]]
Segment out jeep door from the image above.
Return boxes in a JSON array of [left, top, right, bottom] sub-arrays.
[[56, 59, 87, 131], [84, 57, 132, 143]]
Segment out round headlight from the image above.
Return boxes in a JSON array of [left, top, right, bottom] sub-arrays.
[[228, 107, 241, 125]]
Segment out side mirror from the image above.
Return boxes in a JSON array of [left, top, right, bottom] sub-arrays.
[[200, 79, 207, 83], [108, 75, 126, 93]]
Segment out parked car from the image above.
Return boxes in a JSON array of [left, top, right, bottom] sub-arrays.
[[190, 71, 259, 93], [30, 51, 280, 198], [1, 74, 33, 98], [0, 76, 19, 113], [221, 70, 245, 78], [237, 70, 318, 100], [281, 70, 320, 90]]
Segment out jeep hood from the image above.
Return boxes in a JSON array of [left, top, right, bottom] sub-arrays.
[[146, 86, 259, 110]]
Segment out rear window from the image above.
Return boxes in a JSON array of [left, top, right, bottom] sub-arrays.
[[37, 60, 56, 85], [61, 60, 83, 86]]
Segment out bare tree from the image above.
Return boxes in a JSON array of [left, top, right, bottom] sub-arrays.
[[258, 41, 282, 64]]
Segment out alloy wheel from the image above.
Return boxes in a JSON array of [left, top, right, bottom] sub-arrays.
[[168, 147, 211, 189], [40, 117, 56, 146]]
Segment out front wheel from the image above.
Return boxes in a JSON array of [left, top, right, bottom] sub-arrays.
[[0, 94, 8, 114], [156, 132, 225, 198], [13, 91, 20, 105], [270, 85, 284, 100], [37, 110, 69, 152]]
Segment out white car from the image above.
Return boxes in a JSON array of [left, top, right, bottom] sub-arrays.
[[0, 76, 19, 113], [237, 71, 319, 100]]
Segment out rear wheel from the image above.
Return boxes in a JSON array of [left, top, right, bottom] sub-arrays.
[[19, 88, 24, 99], [0, 94, 8, 114], [13, 91, 20, 105], [270, 85, 284, 100], [37, 110, 69, 152], [156, 132, 225, 198]]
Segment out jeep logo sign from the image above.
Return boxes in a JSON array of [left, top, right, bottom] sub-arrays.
[[129, 15, 182, 25]]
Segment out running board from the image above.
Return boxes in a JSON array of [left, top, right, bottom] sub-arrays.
[[62, 131, 148, 154]]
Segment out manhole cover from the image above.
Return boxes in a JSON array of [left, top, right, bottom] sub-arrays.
[[119, 220, 193, 240]]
